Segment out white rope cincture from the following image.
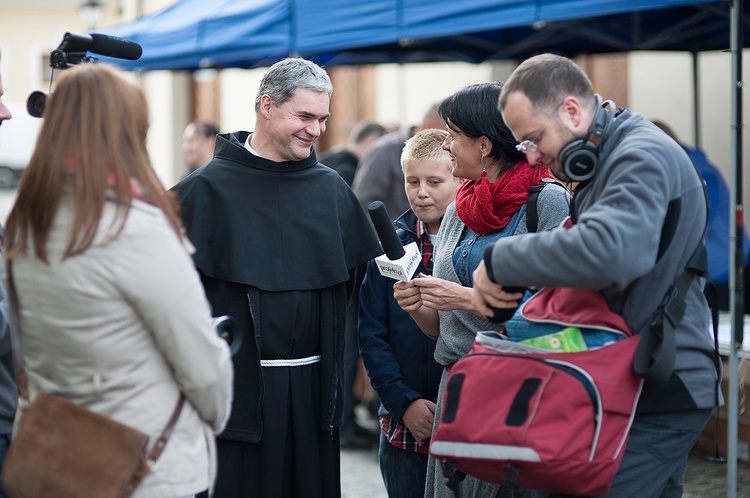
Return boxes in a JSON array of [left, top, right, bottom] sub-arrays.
[[260, 355, 321, 367]]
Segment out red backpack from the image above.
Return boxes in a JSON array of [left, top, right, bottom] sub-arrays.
[[429, 287, 643, 496]]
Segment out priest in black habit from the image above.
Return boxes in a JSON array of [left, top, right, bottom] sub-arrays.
[[172, 58, 382, 498]]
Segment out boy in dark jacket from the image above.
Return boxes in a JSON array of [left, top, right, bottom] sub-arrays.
[[358, 129, 459, 498]]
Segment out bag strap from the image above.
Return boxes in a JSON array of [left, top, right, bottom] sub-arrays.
[[633, 154, 716, 384], [526, 180, 566, 234], [5, 259, 184, 463], [633, 244, 707, 382]]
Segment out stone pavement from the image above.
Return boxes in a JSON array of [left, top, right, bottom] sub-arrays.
[[341, 445, 385, 498], [341, 445, 749, 498], [683, 448, 749, 498]]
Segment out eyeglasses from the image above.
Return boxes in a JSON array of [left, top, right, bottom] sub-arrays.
[[515, 102, 564, 154], [516, 127, 544, 154]]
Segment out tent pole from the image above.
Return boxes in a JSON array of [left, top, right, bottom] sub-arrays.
[[728, 0, 744, 497], [693, 51, 700, 148]]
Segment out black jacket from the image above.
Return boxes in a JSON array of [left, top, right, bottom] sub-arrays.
[[358, 209, 442, 422]]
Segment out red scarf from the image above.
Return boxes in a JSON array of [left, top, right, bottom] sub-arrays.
[[455, 161, 551, 234]]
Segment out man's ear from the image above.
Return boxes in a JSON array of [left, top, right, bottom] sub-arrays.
[[259, 94, 274, 120], [559, 96, 585, 130]]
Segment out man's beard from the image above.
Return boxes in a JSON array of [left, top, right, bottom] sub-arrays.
[[549, 163, 573, 183]]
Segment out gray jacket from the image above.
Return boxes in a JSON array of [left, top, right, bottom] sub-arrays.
[[484, 110, 718, 412]]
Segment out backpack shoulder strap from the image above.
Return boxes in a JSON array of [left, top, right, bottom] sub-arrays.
[[526, 181, 566, 234]]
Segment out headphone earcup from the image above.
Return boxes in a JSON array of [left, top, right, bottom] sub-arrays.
[[559, 139, 598, 182]]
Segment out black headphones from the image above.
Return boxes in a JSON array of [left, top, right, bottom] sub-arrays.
[[558, 95, 615, 182]]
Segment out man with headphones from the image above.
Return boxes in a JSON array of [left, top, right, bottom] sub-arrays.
[[472, 53, 719, 497]]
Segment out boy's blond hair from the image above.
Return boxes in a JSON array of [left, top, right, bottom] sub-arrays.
[[400, 129, 451, 172]]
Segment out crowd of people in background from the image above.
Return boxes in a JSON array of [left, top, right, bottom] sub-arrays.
[[0, 49, 727, 498]]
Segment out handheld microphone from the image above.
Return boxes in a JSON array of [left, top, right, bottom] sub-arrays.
[[89, 33, 143, 60], [368, 201, 405, 260], [367, 201, 421, 282]]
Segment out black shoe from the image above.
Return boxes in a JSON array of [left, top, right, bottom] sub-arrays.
[[340, 430, 377, 450]]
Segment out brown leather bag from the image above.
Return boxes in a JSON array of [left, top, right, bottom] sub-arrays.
[[2, 261, 184, 498]]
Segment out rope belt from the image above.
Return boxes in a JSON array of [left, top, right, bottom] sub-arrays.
[[260, 354, 321, 367]]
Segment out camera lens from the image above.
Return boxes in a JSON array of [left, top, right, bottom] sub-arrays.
[[26, 91, 48, 118]]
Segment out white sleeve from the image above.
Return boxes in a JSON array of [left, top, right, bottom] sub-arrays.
[[113, 208, 233, 433]]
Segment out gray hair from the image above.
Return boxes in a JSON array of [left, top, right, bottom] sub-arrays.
[[254, 57, 333, 113]]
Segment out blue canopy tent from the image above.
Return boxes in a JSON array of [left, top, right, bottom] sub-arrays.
[[99, 2, 747, 495], [95, 0, 292, 70], [99, 0, 749, 69]]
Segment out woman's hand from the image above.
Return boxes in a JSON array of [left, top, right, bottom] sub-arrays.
[[411, 275, 475, 313]]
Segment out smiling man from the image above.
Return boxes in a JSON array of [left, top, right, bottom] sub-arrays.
[[171, 57, 381, 498], [472, 53, 719, 497]]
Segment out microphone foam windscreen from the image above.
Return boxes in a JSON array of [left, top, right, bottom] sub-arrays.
[[89, 33, 143, 60], [368, 201, 405, 260]]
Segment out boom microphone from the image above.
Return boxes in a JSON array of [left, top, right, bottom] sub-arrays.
[[367, 201, 421, 282], [89, 33, 143, 60], [27, 32, 143, 117]]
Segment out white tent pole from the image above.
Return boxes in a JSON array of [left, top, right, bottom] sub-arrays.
[[727, 1, 743, 497]]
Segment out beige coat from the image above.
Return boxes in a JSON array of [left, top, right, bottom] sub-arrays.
[[10, 198, 233, 498]]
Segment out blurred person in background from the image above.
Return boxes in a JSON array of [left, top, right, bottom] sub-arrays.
[[652, 120, 750, 311], [182, 121, 219, 178], [3, 63, 233, 497], [318, 119, 386, 186]]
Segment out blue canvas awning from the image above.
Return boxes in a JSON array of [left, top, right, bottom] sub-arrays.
[[97, 0, 291, 69], [97, 0, 749, 70]]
